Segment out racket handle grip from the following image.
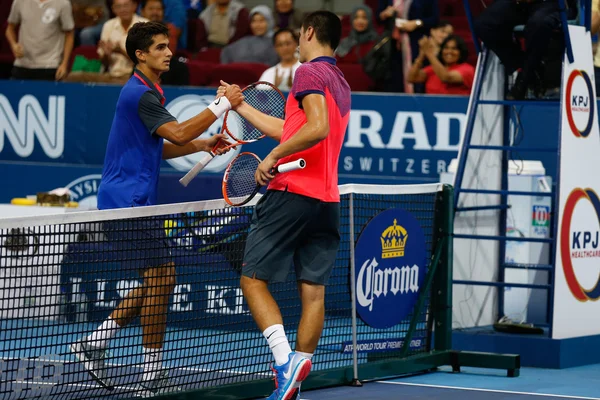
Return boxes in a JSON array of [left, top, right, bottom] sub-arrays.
[[179, 153, 214, 187], [276, 158, 306, 174]]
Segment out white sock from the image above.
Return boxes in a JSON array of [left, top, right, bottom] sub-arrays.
[[296, 351, 313, 360], [86, 318, 119, 348], [263, 324, 292, 366], [142, 347, 163, 382]]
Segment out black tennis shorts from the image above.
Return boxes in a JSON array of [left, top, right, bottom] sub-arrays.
[[242, 190, 340, 285], [103, 219, 172, 271]]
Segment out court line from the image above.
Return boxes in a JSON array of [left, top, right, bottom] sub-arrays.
[[376, 381, 600, 400]]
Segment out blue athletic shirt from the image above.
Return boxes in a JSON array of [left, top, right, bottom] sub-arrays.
[[97, 70, 176, 210]]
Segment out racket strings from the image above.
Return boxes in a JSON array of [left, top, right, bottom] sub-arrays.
[[229, 83, 285, 142], [225, 154, 260, 204]]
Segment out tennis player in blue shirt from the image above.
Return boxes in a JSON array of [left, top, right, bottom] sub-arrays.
[[70, 21, 243, 397]]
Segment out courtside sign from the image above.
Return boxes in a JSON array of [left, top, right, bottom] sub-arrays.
[[553, 25, 600, 339], [354, 208, 427, 330]]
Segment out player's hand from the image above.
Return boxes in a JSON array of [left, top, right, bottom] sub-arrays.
[[55, 62, 68, 81], [11, 43, 24, 58], [255, 153, 277, 186], [220, 80, 244, 109], [203, 133, 235, 155], [215, 84, 226, 99]]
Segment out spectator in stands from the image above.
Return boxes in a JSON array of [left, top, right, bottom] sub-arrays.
[[220, 6, 279, 66], [335, 5, 379, 63], [141, 0, 178, 52], [66, 0, 148, 83], [428, 20, 453, 58], [258, 28, 300, 91], [407, 34, 474, 95], [144, 0, 187, 51], [72, 0, 109, 46], [6, 0, 75, 81], [141, 0, 190, 86], [273, 0, 304, 33], [378, 0, 439, 93], [199, 0, 249, 48], [474, 0, 570, 100]]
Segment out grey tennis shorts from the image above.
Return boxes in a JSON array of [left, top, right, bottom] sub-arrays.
[[242, 190, 340, 285]]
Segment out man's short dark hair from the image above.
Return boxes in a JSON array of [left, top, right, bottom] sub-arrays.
[[126, 21, 169, 65], [302, 11, 342, 51], [141, 0, 164, 9], [439, 35, 469, 65], [272, 28, 299, 45]]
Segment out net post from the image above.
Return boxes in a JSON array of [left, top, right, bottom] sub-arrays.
[[348, 192, 362, 387], [432, 184, 454, 352]]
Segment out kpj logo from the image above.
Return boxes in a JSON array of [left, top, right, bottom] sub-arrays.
[[560, 188, 600, 301], [565, 69, 595, 138]]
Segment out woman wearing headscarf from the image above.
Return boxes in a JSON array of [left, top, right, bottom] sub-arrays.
[[378, 0, 439, 93], [220, 5, 279, 65], [335, 5, 379, 63]]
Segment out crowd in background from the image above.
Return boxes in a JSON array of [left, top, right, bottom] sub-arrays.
[[3, 0, 596, 97]]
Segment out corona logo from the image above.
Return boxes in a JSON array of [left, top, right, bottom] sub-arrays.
[[354, 209, 427, 329]]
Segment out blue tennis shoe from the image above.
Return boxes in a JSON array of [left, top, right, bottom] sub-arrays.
[[266, 352, 311, 400]]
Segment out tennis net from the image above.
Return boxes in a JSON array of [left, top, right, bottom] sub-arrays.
[[0, 183, 453, 400]]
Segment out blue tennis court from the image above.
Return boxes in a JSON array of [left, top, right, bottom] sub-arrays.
[[303, 364, 600, 400], [5, 351, 599, 400]]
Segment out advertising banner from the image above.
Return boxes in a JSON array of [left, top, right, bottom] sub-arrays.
[[552, 25, 600, 339]]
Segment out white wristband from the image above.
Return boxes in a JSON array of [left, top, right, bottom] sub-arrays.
[[207, 96, 231, 119]]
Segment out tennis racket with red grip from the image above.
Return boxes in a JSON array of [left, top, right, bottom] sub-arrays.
[[179, 81, 285, 187]]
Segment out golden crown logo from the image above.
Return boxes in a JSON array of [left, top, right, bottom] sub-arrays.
[[381, 219, 407, 258]]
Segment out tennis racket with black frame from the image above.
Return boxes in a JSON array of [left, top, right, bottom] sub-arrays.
[[222, 152, 306, 206], [179, 81, 286, 187]]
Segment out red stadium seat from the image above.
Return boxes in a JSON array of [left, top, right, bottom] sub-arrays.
[[191, 18, 208, 51], [186, 60, 216, 86], [196, 47, 221, 63], [336, 41, 376, 64], [337, 63, 374, 92], [206, 63, 269, 88]]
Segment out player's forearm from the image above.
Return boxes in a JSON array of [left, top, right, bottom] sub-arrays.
[[165, 110, 218, 146], [62, 31, 75, 66], [236, 102, 284, 141], [5, 24, 18, 48], [162, 140, 206, 159], [270, 122, 328, 160], [426, 53, 451, 82]]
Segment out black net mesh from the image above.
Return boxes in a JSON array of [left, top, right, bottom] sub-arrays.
[[0, 186, 442, 400]]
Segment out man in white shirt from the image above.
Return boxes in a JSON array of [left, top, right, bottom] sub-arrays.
[[67, 0, 148, 83], [259, 28, 301, 91], [6, 0, 75, 81]]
